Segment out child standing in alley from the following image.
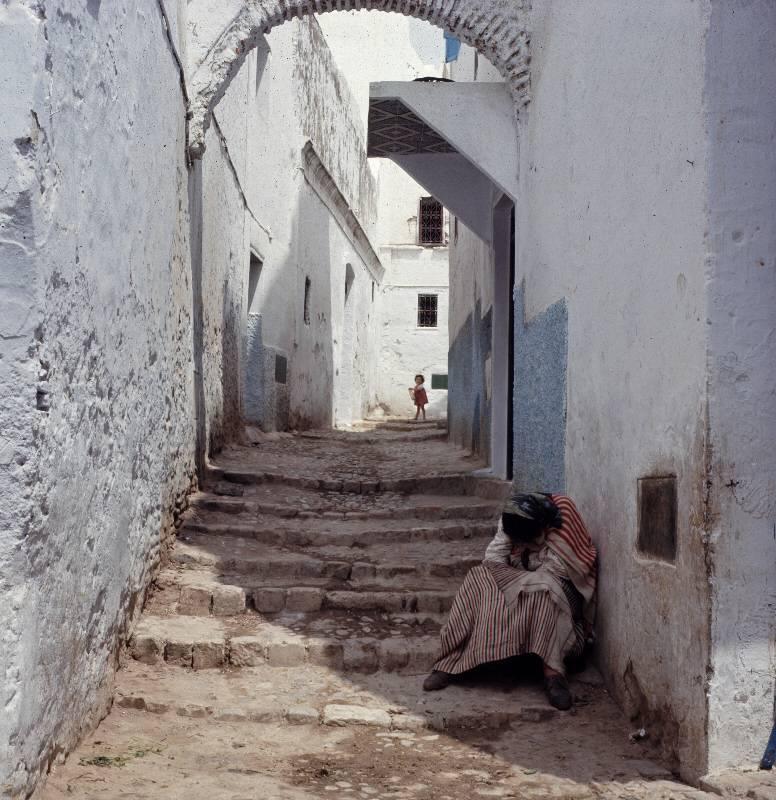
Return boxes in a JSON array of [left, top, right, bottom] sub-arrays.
[[408, 374, 429, 421]]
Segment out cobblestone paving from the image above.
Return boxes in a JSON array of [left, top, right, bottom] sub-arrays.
[[37, 428, 770, 799]]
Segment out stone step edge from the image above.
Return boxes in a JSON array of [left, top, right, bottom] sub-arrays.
[[170, 548, 481, 583], [151, 581, 457, 617], [116, 694, 557, 731], [130, 624, 440, 673], [180, 519, 495, 546], [190, 495, 499, 522], [205, 468, 510, 500]]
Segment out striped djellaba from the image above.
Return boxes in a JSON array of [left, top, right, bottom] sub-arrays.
[[432, 494, 596, 676]]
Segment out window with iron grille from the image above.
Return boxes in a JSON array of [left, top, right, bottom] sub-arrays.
[[419, 197, 444, 245], [417, 294, 438, 328]]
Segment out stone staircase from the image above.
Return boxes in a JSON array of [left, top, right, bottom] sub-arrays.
[[123, 430, 548, 730], [41, 428, 724, 800]]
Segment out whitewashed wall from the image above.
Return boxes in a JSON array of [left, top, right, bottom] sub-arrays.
[[448, 217, 495, 457], [319, 12, 450, 421], [206, 18, 382, 431], [378, 246, 449, 417], [704, 0, 776, 772], [0, 2, 197, 795], [520, 1, 710, 778]]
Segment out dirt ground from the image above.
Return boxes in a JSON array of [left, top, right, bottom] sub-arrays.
[[38, 704, 717, 800]]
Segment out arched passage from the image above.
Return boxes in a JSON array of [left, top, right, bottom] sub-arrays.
[[187, 0, 531, 158]]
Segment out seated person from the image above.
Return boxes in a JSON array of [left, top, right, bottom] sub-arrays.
[[422, 492, 597, 710]]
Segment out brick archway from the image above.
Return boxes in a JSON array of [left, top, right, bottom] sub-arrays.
[[187, 0, 531, 159]]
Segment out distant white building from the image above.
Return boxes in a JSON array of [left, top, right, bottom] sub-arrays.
[[318, 13, 450, 422], [375, 168, 449, 419]]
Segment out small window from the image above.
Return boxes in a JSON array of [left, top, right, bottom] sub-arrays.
[[417, 294, 438, 328], [275, 354, 287, 385], [247, 253, 262, 314], [637, 476, 677, 562], [431, 374, 448, 390], [371, 281, 375, 303], [419, 197, 444, 245], [303, 277, 311, 325]]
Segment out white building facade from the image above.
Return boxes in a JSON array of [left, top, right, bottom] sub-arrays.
[[318, 12, 451, 421]]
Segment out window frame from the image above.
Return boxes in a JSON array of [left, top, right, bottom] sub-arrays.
[[417, 293, 439, 328], [418, 196, 444, 246]]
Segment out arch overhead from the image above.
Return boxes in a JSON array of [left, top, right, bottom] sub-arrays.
[[187, 0, 531, 159]]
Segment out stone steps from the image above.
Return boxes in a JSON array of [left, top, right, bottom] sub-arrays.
[[190, 492, 500, 521], [114, 660, 584, 733], [147, 571, 458, 617], [205, 467, 510, 500], [180, 517, 495, 548], [170, 534, 485, 581], [129, 614, 441, 673]]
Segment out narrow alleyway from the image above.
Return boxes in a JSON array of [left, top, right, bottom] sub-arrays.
[[40, 427, 724, 800]]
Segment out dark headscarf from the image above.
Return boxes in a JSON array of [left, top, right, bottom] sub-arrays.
[[501, 492, 563, 543]]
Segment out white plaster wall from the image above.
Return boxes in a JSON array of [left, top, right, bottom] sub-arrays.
[[0, 5, 47, 791], [377, 247, 449, 417], [198, 63, 251, 451], [704, 0, 776, 772], [317, 12, 451, 423], [448, 220, 495, 457], [520, 0, 711, 778], [317, 10, 444, 134], [0, 2, 197, 796], [375, 160, 450, 247], [207, 17, 382, 430]]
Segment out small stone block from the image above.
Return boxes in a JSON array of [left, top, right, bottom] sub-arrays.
[[214, 708, 248, 722], [193, 640, 226, 669], [343, 481, 361, 493], [116, 695, 146, 710], [325, 591, 404, 612], [176, 704, 209, 718], [212, 584, 246, 616], [343, 640, 379, 673], [229, 635, 267, 667], [144, 700, 171, 714], [350, 562, 376, 581], [391, 713, 429, 731], [286, 706, 320, 725], [308, 639, 344, 669], [178, 585, 212, 616], [285, 587, 324, 612], [323, 705, 391, 728], [323, 561, 352, 581], [130, 634, 164, 665], [165, 641, 193, 667], [405, 641, 437, 673], [379, 639, 410, 672], [415, 592, 451, 613], [253, 588, 286, 613], [267, 640, 306, 667]]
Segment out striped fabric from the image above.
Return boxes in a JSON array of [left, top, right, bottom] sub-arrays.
[[432, 494, 597, 675], [433, 562, 584, 675], [543, 494, 597, 627]]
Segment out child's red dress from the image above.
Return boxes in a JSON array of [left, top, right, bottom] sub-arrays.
[[413, 386, 428, 407]]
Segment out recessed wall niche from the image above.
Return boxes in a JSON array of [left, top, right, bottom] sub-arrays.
[[637, 476, 678, 562]]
